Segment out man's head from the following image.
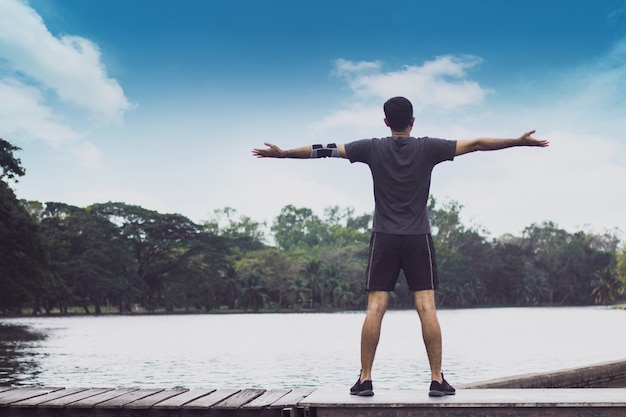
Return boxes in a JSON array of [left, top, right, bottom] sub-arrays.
[[383, 96, 414, 132]]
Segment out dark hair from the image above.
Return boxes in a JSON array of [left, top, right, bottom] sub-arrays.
[[383, 96, 413, 131]]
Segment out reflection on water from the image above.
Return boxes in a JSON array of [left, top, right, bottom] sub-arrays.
[[0, 324, 46, 386], [1, 307, 625, 389]]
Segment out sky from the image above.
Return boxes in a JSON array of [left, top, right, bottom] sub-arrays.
[[1, 0, 626, 240]]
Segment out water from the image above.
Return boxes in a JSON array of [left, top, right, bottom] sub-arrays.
[[1, 307, 625, 389]]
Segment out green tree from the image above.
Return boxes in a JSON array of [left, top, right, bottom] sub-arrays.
[[236, 248, 300, 309], [241, 271, 267, 312], [324, 206, 371, 247], [40, 203, 136, 314], [0, 139, 26, 182], [204, 207, 267, 252], [89, 202, 212, 310], [0, 139, 49, 314], [288, 276, 309, 310], [428, 197, 490, 306], [271, 205, 330, 250], [591, 265, 623, 305], [488, 237, 549, 305], [616, 246, 626, 290], [522, 223, 618, 305], [301, 258, 323, 307], [0, 185, 49, 314], [222, 265, 240, 309], [333, 281, 355, 308]]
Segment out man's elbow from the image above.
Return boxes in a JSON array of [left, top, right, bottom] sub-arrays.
[[455, 140, 480, 156]]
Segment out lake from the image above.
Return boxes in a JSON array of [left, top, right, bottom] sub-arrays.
[[1, 307, 625, 390]]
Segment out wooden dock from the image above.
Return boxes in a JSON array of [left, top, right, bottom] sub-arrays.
[[1, 385, 625, 417], [2, 360, 626, 416]]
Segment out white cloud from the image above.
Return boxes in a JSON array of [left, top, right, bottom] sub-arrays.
[[311, 55, 491, 136], [0, 0, 130, 169], [332, 55, 489, 110], [0, 78, 81, 146], [0, 0, 132, 123]]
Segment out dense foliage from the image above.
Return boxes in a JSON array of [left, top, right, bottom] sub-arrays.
[[1, 138, 625, 314]]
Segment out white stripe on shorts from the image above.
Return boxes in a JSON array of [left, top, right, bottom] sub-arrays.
[[365, 233, 377, 290], [426, 234, 435, 289]]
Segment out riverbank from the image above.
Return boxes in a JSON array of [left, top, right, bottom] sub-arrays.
[[4, 302, 626, 318]]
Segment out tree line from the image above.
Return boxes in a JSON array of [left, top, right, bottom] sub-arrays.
[[1, 138, 625, 315]]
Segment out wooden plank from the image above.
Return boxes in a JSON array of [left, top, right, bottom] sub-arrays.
[[95, 388, 164, 409], [242, 389, 292, 409], [68, 388, 139, 408], [213, 388, 265, 409], [11, 388, 88, 407], [0, 387, 63, 406], [270, 388, 315, 409], [124, 388, 189, 409], [300, 388, 626, 408], [34, 388, 115, 408], [460, 359, 626, 389], [183, 388, 239, 409], [0, 388, 14, 394], [152, 388, 216, 409], [302, 388, 626, 417], [313, 406, 626, 417]]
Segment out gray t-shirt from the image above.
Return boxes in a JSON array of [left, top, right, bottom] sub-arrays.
[[345, 136, 456, 234]]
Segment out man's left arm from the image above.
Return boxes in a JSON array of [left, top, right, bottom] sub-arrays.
[[455, 130, 549, 156], [252, 143, 348, 159]]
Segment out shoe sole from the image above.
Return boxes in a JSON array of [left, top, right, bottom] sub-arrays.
[[350, 390, 374, 396], [428, 390, 455, 397]]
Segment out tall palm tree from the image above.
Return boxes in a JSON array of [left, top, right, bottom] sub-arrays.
[[301, 259, 322, 307], [223, 266, 240, 309], [242, 272, 266, 312], [592, 266, 623, 305], [333, 281, 354, 309], [288, 276, 309, 310]]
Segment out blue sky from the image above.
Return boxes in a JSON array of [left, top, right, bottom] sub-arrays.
[[1, 0, 626, 239]]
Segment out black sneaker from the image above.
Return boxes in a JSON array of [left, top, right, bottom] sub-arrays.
[[350, 377, 374, 396], [428, 373, 455, 397]]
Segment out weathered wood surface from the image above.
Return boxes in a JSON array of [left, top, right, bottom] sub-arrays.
[[0, 386, 298, 416], [300, 388, 626, 417], [152, 388, 215, 409], [459, 358, 626, 389], [1, 361, 625, 416], [0, 386, 625, 417]]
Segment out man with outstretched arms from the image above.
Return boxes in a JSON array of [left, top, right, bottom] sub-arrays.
[[252, 96, 549, 397]]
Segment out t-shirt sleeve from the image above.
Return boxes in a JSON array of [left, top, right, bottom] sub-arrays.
[[426, 138, 457, 164], [345, 139, 373, 163]]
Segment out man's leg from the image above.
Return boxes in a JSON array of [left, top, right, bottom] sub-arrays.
[[414, 289, 443, 383], [359, 290, 389, 382]]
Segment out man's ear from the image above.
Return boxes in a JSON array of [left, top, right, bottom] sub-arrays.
[[409, 117, 415, 127], [384, 118, 390, 127]]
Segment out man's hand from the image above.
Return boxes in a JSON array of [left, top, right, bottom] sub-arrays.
[[456, 130, 550, 156], [518, 130, 550, 147], [252, 142, 285, 158], [252, 143, 316, 159]]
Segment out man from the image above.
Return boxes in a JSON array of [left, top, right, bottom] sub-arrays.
[[252, 96, 549, 397]]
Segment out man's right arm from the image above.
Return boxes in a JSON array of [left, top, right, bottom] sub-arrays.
[[455, 130, 549, 156], [252, 143, 348, 159]]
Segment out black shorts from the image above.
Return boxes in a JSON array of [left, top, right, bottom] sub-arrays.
[[365, 232, 439, 292]]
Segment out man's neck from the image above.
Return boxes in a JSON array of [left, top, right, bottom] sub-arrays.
[[389, 124, 413, 136]]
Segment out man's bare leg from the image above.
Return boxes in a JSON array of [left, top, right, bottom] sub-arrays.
[[359, 291, 389, 382], [414, 289, 443, 383]]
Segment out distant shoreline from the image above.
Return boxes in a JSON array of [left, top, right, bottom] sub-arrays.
[[2, 303, 625, 319]]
